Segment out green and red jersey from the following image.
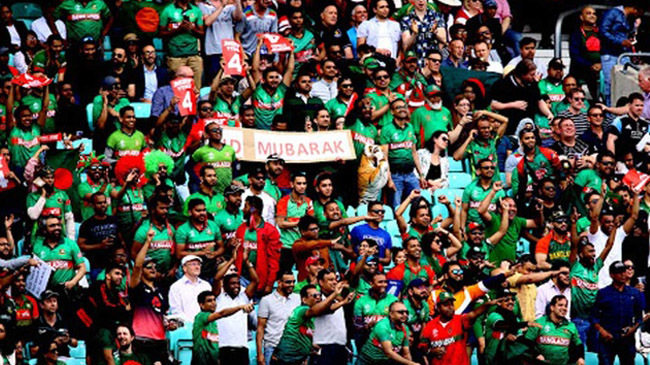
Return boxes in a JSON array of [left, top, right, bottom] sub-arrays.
[[419, 314, 472, 365], [133, 219, 176, 273], [191, 144, 236, 195], [524, 315, 582, 365], [192, 311, 220, 364], [272, 305, 315, 363], [54, 0, 111, 43], [276, 195, 314, 249], [33, 236, 84, 286], [358, 317, 410, 364]]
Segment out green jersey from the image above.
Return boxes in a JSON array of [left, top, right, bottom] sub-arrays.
[[77, 181, 112, 221], [26, 190, 72, 220], [9, 125, 40, 168], [0, 104, 7, 142], [288, 30, 316, 72], [192, 311, 220, 364], [465, 137, 499, 175], [570, 258, 603, 319], [346, 119, 378, 159], [159, 3, 203, 57], [538, 79, 565, 104], [213, 95, 243, 122], [276, 195, 314, 248], [484, 311, 508, 363], [92, 95, 130, 126], [576, 216, 591, 234], [32, 236, 84, 286], [273, 305, 315, 363], [156, 131, 187, 180], [404, 298, 429, 336], [20, 94, 57, 134], [366, 91, 404, 128], [358, 317, 410, 364], [133, 220, 176, 273], [486, 212, 527, 265], [183, 191, 225, 216], [214, 208, 243, 241], [175, 219, 220, 277], [410, 105, 453, 148], [90, 328, 117, 365], [54, 0, 111, 43], [106, 129, 146, 159], [192, 144, 236, 195], [113, 351, 151, 365], [31, 50, 67, 79], [293, 279, 319, 293], [389, 70, 427, 91], [313, 199, 345, 224], [574, 169, 602, 196], [524, 315, 581, 365], [112, 186, 146, 227], [252, 84, 287, 130], [462, 179, 505, 224], [379, 121, 416, 168], [325, 97, 351, 120], [353, 293, 398, 328]]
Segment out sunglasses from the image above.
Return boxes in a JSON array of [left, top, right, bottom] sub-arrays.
[[283, 280, 296, 284], [441, 138, 449, 142], [144, 264, 157, 270], [626, 265, 635, 270], [375, 75, 390, 80], [200, 107, 212, 112], [601, 161, 614, 166], [481, 165, 495, 170], [309, 293, 321, 299], [89, 166, 106, 171], [573, 97, 586, 101], [554, 218, 568, 224], [393, 310, 408, 314], [208, 128, 222, 133], [372, 209, 386, 214], [340, 84, 353, 89], [543, 186, 556, 191], [502, 297, 515, 302], [451, 269, 463, 275]]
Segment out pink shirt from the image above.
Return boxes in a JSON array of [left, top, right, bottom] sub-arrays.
[[495, 0, 512, 22]]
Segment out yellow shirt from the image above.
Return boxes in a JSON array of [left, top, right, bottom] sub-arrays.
[[507, 273, 537, 322]]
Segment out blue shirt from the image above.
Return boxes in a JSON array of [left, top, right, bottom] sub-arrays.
[[350, 224, 392, 259], [591, 284, 644, 338], [599, 6, 635, 57], [151, 85, 177, 118]]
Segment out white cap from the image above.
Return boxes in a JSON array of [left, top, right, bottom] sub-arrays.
[[181, 255, 202, 266], [437, 0, 462, 6]]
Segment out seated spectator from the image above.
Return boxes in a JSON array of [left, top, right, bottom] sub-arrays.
[[557, 88, 590, 137], [505, 37, 547, 78], [442, 39, 468, 69], [168, 255, 212, 322], [133, 44, 170, 102]]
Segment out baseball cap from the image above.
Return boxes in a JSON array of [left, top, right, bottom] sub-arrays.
[[0, 47, 9, 56], [101, 76, 119, 88], [306, 256, 326, 266], [363, 57, 382, 70], [220, 75, 237, 85], [123, 33, 140, 42], [550, 210, 569, 222], [497, 288, 517, 298], [437, 0, 462, 6], [404, 50, 417, 61], [483, 0, 497, 8], [467, 246, 486, 258], [181, 255, 202, 266], [609, 261, 627, 274], [468, 222, 484, 232], [223, 184, 245, 196], [425, 84, 442, 97], [266, 153, 285, 164], [548, 57, 565, 69], [408, 278, 428, 289], [81, 36, 96, 45], [250, 166, 267, 178], [143, 256, 156, 266], [437, 291, 456, 303], [41, 290, 59, 300]]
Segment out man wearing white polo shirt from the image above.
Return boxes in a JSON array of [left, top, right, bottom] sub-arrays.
[[256, 271, 301, 365], [168, 255, 212, 322]]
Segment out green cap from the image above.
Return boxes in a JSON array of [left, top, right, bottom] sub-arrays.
[[404, 50, 417, 61], [363, 57, 382, 70], [425, 84, 442, 96], [437, 291, 456, 303]]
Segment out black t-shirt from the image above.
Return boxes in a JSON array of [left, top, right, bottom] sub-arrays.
[[316, 25, 352, 51], [78, 215, 119, 270], [608, 116, 650, 160], [491, 75, 542, 135]]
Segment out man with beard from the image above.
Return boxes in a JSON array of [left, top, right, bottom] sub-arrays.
[[132, 196, 177, 283], [78, 193, 120, 280], [353, 272, 398, 348], [367, 68, 404, 128], [102, 47, 136, 99], [357, 301, 417, 365], [535, 261, 571, 319], [538, 59, 566, 108], [535, 211, 573, 269], [410, 85, 452, 149], [64, 36, 104, 107], [113, 324, 152, 365], [129, 229, 171, 365], [574, 151, 616, 202], [607, 93, 649, 161], [93, 76, 131, 154], [326, 75, 357, 120], [77, 156, 112, 221], [17, 76, 58, 135], [134, 44, 170, 102], [105, 106, 146, 164], [419, 292, 498, 365], [191, 122, 236, 195], [403, 278, 430, 363], [10, 272, 38, 340], [210, 67, 256, 124], [88, 263, 131, 365], [8, 105, 41, 172], [428, 261, 508, 315], [453, 115, 508, 176], [282, 70, 323, 132], [214, 184, 245, 243], [491, 59, 553, 136], [277, 172, 314, 273], [235, 154, 285, 203], [256, 272, 300, 365], [176, 199, 223, 280], [461, 160, 505, 227], [27, 165, 76, 240], [319, 200, 367, 275], [286, 8, 317, 75], [570, 6, 601, 98], [461, 246, 493, 285], [184, 166, 225, 217], [346, 97, 378, 160], [241, 167, 276, 225], [234, 195, 281, 295], [509, 127, 561, 200], [387, 237, 436, 295]]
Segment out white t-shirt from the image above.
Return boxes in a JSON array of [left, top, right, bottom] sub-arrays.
[[376, 21, 393, 57], [313, 296, 347, 345], [217, 291, 251, 348], [587, 226, 627, 288], [31, 17, 67, 43]]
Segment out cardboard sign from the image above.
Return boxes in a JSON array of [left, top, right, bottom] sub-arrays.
[[26, 257, 54, 299], [259, 33, 294, 53], [221, 39, 246, 77], [171, 77, 196, 116]]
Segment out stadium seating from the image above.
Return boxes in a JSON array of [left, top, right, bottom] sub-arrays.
[[86, 104, 94, 132], [177, 339, 193, 364], [433, 188, 464, 202], [167, 324, 192, 358], [448, 158, 464, 172], [131, 102, 152, 119], [68, 340, 86, 360], [11, 2, 42, 19], [200, 87, 211, 98], [448, 172, 473, 189]]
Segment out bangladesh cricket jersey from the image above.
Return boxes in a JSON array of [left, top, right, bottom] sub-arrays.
[[485, 212, 527, 265], [213, 95, 244, 122], [276, 195, 314, 249], [524, 315, 581, 365], [32, 236, 84, 286], [404, 298, 430, 336], [54, 0, 111, 43], [366, 91, 404, 128], [346, 119, 378, 159], [134, 220, 176, 274], [353, 292, 398, 329], [21, 94, 58, 135], [570, 258, 602, 319], [538, 79, 565, 103], [379, 121, 416, 168], [159, 3, 203, 57], [419, 314, 472, 365], [175, 219, 221, 277], [465, 137, 499, 175], [273, 305, 315, 363], [31, 50, 67, 79], [106, 129, 146, 159], [325, 96, 352, 120], [26, 190, 72, 220], [214, 208, 243, 241], [112, 186, 146, 227], [9, 124, 40, 168], [410, 104, 453, 148], [77, 181, 112, 221], [535, 231, 571, 262], [192, 311, 220, 364], [192, 144, 236, 195], [183, 190, 225, 216], [462, 178, 504, 224], [358, 317, 410, 364], [252, 84, 287, 130], [288, 30, 316, 72]]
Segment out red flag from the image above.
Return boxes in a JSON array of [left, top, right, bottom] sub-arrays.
[[0, 156, 15, 192], [11, 73, 52, 88], [171, 77, 196, 116], [221, 39, 246, 77], [623, 169, 650, 192], [259, 33, 294, 53]]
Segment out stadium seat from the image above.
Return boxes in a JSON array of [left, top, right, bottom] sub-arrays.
[[18, 18, 33, 29], [86, 104, 93, 132], [357, 204, 368, 217], [346, 205, 356, 218], [177, 339, 193, 364], [103, 35, 111, 51], [382, 205, 394, 221], [11, 2, 42, 19], [434, 188, 464, 202], [200, 87, 211, 98], [153, 38, 164, 51], [167, 325, 192, 358], [69, 340, 86, 359], [420, 189, 432, 203], [448, 172, 472, 189], [585, 352, 598, 365], [449, 158, 464, 172], [131, 102, 152, 119], [431, 203, 449, 220], [381, 220, 400, 237], [16, 238, 23, 256]]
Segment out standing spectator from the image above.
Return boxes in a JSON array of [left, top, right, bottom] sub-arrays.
[[199, 0, 244, 82], [606, 93, 649, 161], [410, 85, 453, 149], [569, 6, 601, 98], [367, 68, 404, 128], [77, 192, 120, 280], [214, 184, 245, 242], [505, 37, 548, 78], [192, 290, 254, 365], [353, 272, 398, 347], [311, 59, 338, 104], [105, 106, 146, 163], [558, 88, 590, 137], [276, 172, 313, 274], [30, 35, 65, 81], [535, 261, 571, 319], [282, 71, 324, 132], [357, 0, 401, 59], [599, 1, 645, 106], [291, 215, 339, 281], [191, 123, 236, 195], [453, 116, 507, 176], [316, 5, 354, 59], [287, 8, 318, 74], [256, 272, 300, 365], [347, 4, 368, 57], [132, 197, 177, 282], [183, 166, 224, 216], [442, 39, 468, 69], [538, 58, 565, 106], [350, 201, 393, 265], [151, 67, 194, 123], [400, 0, 447, 68], [31, 3, 66, 45], [238, 0, 278, 56], [534, 210, 572, 269], [387, 237, 438, 295], [159, 0, 205, 88], [240, 167, 277, 224], [168, 255, 212, 322], [51, 0, 112, 48], [592, 261, 645, 365]]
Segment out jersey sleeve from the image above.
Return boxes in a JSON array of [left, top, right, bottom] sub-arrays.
[[175, 224, 188, 245], [70, 240, 84, 266], [276, 197, 288, 218], [535, 234, 551, 255], [258, 297, 270, 318], [133, 223, 148, 244]]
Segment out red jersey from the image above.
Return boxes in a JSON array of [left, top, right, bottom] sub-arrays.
[[419, 314, 471, 365]]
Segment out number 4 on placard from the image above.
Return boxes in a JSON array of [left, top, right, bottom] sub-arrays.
[[182, 91, 193, 111], [227, 52, 242, 74]]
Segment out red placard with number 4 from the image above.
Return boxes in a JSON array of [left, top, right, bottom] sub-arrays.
[[222, 39, 245, 77], [171, 77, 196, 116]]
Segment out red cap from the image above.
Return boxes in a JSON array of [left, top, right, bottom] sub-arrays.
[[305, 256, 325, 266]]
